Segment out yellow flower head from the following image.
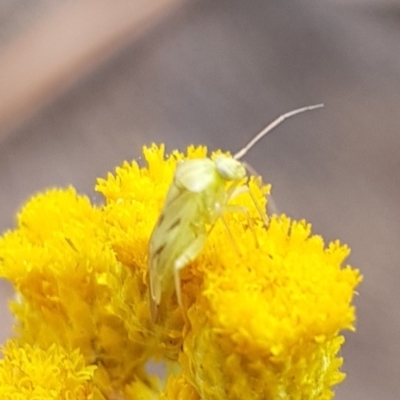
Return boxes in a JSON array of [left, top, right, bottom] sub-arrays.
[[0, 340, 97, 400], [0, 144, 361, 399]]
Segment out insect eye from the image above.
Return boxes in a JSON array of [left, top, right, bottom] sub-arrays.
[[214, 156, 246, 180]]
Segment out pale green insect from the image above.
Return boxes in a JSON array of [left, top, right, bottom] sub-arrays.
[[148, 104, 323, 320]]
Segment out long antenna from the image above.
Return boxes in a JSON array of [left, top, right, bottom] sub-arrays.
[[233, 104, 324, 160]]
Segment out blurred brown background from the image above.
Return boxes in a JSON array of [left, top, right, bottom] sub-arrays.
[[0, 1, 399, 399]]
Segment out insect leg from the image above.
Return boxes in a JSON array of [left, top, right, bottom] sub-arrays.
[[240, 160, 279, 217], [222, 202, 260, 248], [173, 233, 207, 308], [149, 278, 160, 322], [220, 214, 241, 255], [228, 184, 269, 228]]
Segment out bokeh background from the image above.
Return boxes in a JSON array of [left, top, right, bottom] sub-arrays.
[[1, 1, 399, 399]]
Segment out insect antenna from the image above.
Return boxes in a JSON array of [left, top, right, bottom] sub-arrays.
[[233, 104, 324, 160]]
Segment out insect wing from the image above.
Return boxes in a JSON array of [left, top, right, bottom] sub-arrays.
[[149, 184, 208, 307]]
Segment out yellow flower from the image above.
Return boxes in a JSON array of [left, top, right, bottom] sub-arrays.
[[0, 340, 97, 400], [176, 213, 360, 399], [0, 144, 361, 399]]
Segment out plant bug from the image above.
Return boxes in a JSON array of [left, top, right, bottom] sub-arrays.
[[148, 104, 323, 321]]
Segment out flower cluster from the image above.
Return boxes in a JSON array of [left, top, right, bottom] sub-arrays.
[[0, 144, 361, 399], [0, 341, 96, 400]]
